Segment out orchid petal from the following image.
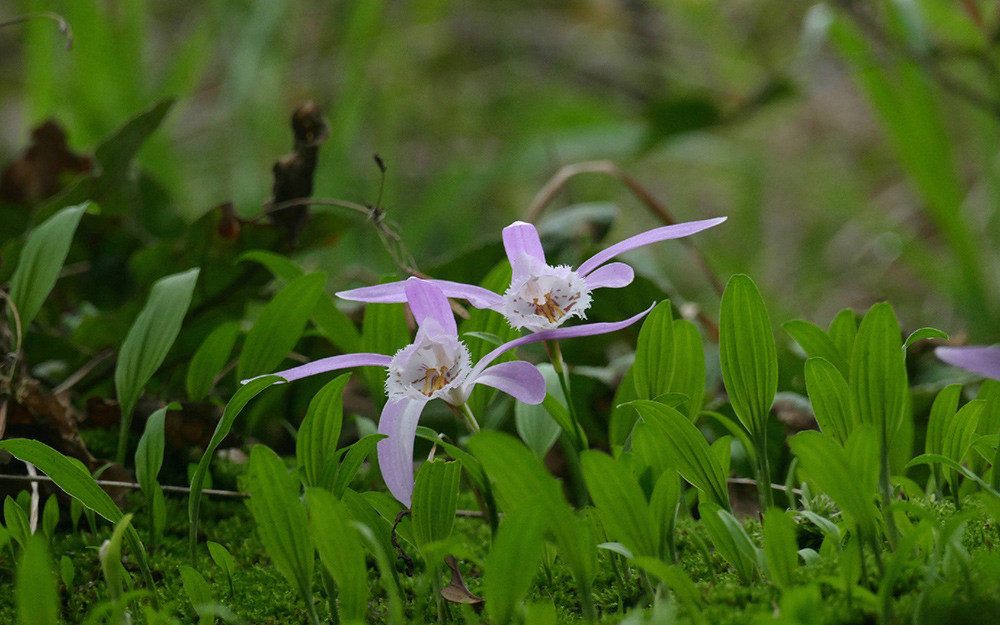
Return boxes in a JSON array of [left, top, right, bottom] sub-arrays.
[[582, 262, 634, 290], [336, 279, 503, 310], [502, 221, 546, 280], [467, 360, 546, 405], [403, 278, 457, 336], [377, 397, 430, 507], [935, 346, 1000, 381], [470, 304, 654, 379], [577, 217, 727, 277], [241, 352, 391, 384]]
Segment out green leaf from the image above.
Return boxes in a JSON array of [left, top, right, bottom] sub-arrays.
[[41, 495, 59, 542], [903, 327, 949, 351], [9, 202, 90, 329], [411, 459, 462, 548], [0, 439, 155, 603], [115, 267, 200, 463], [4, 495, 30, 547], [699, 502, 759, 584], [99, 513, 134, 619], [629, 401, 731, 510], [179, 565, 215, 624], [237, 272, 326, 381], [942, 399, 985, 483], [16, 535, 58, 625], [633, 302, 705, 419], [581, 450, 659, 558], [484, 504, 547, 625], [783, 319, 849, 378], [515, 364, 564, 457], [850, 303, 908, 446], [135, 404, 175, 497], [188, 375, 280, 563], [789, 431, 880, 537], [247, 445, 315, 611], [239, 250, 361, 354], [926, 385, 963, 457], [207, 542, 236, 597], [719, 274, 778, 437], [59, 555, 74, 590], [305, 488, 368, 623], [297, 374, 349, 489], [763, 508, 798, 591], [332, 433, 386, 498], [804, 358, 855, 444], [630, 558, 707, 625], [186, 321, 240, 401], [828, 309, 857, 365]]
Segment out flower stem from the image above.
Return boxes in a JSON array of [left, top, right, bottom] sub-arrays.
[[545, 340, 582, 448], [458, 403, 480, 434]]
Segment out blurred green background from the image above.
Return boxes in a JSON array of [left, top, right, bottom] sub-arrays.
[[2, 0, 998, 340]]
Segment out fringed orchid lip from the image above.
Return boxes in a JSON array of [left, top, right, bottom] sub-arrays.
[[335, 216, 726, 333], [243, 278, 652, 507], [935, 345, 1000, 381]]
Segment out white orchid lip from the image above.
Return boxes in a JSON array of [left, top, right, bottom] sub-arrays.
[[386, 332, 471, 402], [502, 261, 592, 332]]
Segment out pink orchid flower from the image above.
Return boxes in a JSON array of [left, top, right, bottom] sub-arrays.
[[936, 345, 1000, 381], [337, 217, 725, 332], [244, 278, 651, 506]]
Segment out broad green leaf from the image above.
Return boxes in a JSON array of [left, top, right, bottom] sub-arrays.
[[633, 302, 705, 420], [237, 272, 325, 381], [9, 202, 90, 329], [828, 308, 857, 366], [515, 364, 564, 457], [581, 450, 658, 558], [297, 374, 349, 489], [360, 278, 410, 403], [306, 488, 368, 623], [629, 401, 730, 510], [903, 327, 948, 351], [135, 404, 175, 496], [925, 385, 962, 456], [17, 535, 58, 625], [763, 508, 798, 591], [789, 431, 879, 538], [207, 542, 236, 596], [609, 367, 641, 449], [99, 514, 134, 622], [4, 496, 30, 547], [247, 445, 315, 611], [484, 504, 546, 625], [59, 555, 74, 590], [179, 565, 214, 624], [114, 267, 200, 463], [850, 303, 907, 446], [783, 319, 849, 378], [649, 470, 682, 561], [42, 496, 59, 542], [332, 433, 386, 498], [189, 376, 280, 563], [719, 274, 778, 437], [411, 459, 462, 548], [699, 502, 759, 584], [0, 439, 155, 602], [185, 321, 240, 401], [239, 250, 360, 353], [415, 426, 498, 529], [942, 399, 985, 490], [804, 358, 855, 444], [634, 301, 675, 399]]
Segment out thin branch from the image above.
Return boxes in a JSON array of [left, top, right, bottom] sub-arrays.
[[0, 12, 73, 50], [0, 473, 249, 499], [52, 348, 113, 395]]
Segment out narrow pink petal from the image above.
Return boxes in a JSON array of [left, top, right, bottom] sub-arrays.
[[936, 346, 1000, 381], [377, 397, 429, 507], [403, 278, 457, 336], [336, 279, 503, 310], [582, 262, 634, 290], [241, 353, 392, 384], [469, 361, 546, 405], [502, 221, 546, 280], [470, 305, 654, 378], [577, 217, 727, 277]]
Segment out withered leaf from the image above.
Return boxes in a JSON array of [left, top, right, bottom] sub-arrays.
[[440, 554, 484, 605]]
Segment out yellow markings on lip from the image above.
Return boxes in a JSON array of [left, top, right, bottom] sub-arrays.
[[418, 367, 452, 396], [531, 292, 579, 323]]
